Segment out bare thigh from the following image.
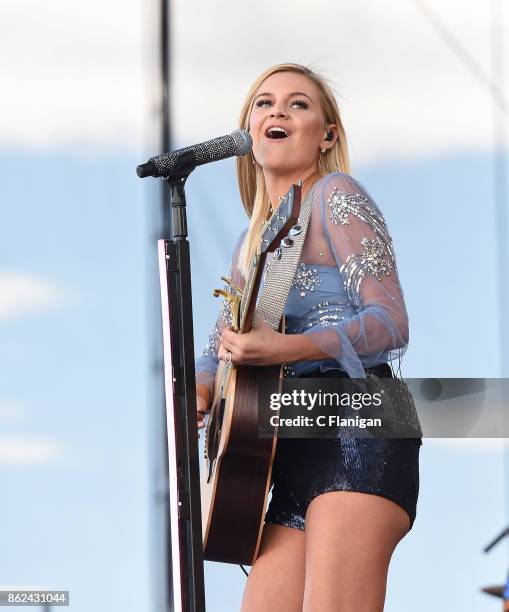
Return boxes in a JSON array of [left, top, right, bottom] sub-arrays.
[[240, 524, 306, 612], [303, 491, 411, 612]]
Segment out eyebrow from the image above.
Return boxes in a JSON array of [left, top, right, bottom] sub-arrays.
[[254, 91, 313, 101]]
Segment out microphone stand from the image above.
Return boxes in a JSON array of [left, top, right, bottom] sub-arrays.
[[157, 153, 206, 612]]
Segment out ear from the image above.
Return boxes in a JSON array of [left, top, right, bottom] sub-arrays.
[[322, 124, 338, 148]]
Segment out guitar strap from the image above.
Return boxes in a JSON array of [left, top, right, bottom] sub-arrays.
[[256, 183, 317, 331]]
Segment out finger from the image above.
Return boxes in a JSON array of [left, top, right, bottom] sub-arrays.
[[219, 346, 234, 362], [221, 327, 237, 343], [221, 341, 233, 354], [220, 333, 237, 350]]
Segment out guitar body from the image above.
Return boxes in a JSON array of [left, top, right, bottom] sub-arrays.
[[201, 359, 282, 565]]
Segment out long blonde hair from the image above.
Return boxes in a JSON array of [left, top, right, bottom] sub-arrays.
[[236, 63, 351, 279]]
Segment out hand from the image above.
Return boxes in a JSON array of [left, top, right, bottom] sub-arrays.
[[218, 316, 284, 366], [197, 394, 209, 439]]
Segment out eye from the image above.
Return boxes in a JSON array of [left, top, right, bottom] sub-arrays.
[[290, 99, 308, 109], [254, 98, 308, 110]]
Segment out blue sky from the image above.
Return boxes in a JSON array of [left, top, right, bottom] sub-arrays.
[[2, 1, 509, 610]]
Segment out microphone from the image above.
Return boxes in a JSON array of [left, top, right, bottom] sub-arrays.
[[136, 129, 253, 178]]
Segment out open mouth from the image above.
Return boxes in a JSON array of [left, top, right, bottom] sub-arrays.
[[265, 126, 289, 139]]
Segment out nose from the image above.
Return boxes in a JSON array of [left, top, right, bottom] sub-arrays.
[[269, 104, 287, 118]]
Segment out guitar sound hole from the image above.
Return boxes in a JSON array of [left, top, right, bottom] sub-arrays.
[[205, 396, 226, 482], [218, 397, 225, 430]]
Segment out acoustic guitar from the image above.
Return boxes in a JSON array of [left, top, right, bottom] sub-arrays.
[[201, 184, 302, 565]]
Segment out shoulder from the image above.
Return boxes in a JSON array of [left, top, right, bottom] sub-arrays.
[[234, 226, 248, 250], [315, 171, 385, 220], [230, 226, 248, 268], [315, 171, 373, 199], [314, 172, 391, 238]]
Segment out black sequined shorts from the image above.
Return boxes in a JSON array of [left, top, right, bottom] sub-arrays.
[[264, 364, 422, 532]]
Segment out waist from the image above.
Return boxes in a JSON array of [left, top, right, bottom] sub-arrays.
[[297, 362, 393, 379]]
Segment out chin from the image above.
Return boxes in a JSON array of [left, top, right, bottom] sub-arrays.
[[257, 154, 296, 174]]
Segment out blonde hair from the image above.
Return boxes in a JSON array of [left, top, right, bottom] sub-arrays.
[[236, 63, 351, 279]]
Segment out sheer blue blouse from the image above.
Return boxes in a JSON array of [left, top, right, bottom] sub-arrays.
[[195, 171, 409, 391]]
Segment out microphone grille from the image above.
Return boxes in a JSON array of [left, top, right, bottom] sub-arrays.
[[230, 129, 252, 156]]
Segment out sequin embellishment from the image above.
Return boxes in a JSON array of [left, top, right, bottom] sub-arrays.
[[328, 189, 388, 235], [328, 189, 356, 225], [282, 363, 297, 378], [291, 263, 321, 297], [202, 321, 220, 357], [359, 237, 393, 280], [219, 295, 232, 325], [285, 300, 351, 334], [327, 187, 398, 308], [307, 299, 350, 314], [340, 237, 395, 308]]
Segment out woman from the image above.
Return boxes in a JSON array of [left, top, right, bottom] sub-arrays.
[[195, 63, 421, 612]]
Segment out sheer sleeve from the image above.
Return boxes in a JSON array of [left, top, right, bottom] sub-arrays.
[[195, 228, 247, 395], [302, 172, 409, 379]]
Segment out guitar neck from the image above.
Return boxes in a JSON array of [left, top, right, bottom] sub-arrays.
[[238, 250, 266, 332]]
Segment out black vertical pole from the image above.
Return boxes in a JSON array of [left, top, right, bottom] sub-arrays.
[[160, 2, 173, 610]]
